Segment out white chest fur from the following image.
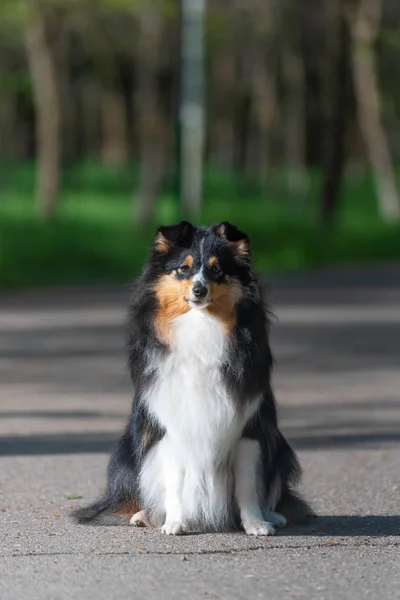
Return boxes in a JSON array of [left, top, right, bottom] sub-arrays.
[[150, 310, 235, 456], [140, 309, 259, 529]]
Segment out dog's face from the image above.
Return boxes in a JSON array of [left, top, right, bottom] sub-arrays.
[[148, 221, 252, 340]]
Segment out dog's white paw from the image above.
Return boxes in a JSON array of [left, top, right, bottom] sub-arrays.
[[130, 510, 147, 527], [161, 521, 187, 535], [264, 511, 287, 527], [243, 519, 276, 536]]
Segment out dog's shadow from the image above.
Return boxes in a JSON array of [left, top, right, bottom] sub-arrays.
[[281, 515, 400, 537]]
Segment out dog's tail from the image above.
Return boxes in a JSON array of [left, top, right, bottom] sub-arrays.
[[277, 486, 316, 525], [72, 494, 138, 525], [72, 495, 115, 524]]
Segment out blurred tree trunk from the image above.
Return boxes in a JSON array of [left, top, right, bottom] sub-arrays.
[[320, 0, 349, 223], [179, 0, 206, 218], [281, 2, 308, 201], [233, 92, 251, 173], [251, 52, 278, 186], [25, 6, 61, 220], [135, 3, 167, 228], [244, 1, 279, 187], [77, 19, 130, 168], [55, 25, 76, 165], [210, 49, 235, 168], [100, 85, 129, 167], [346, 0, 400, 220], [80, 78, 101, 160]]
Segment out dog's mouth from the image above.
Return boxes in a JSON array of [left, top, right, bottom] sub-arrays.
[[184, 297, 211, 309]]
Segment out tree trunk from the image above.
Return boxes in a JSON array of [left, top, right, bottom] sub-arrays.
[[80, 78, 101, 160], [179, 0, 206, 218], [346, 0, 400, 220], [233, 92, 251, 173], [209, 49, 235, 168], [135, 3, 167, 228], [54, 24, 76, 165], [281, 18, 308, 201], [25, 7, 61, 220], [251, 53, 278, 187], [320, 0, 349, 223], [100, 85, 129, 167]]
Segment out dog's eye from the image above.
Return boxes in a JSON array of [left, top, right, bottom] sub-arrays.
[[178, 264, 191, 275], [210, 265, 221, 275]]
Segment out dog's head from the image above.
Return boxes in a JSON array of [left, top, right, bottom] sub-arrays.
[[147, 221, 252, 337]]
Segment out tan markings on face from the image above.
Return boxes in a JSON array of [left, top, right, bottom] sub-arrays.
[[153, 274, 191, 344], [182, 254, 194, 268], [206, 277, 243, 333], [208, 256, 217, 267], [154, 232, 170, 253]]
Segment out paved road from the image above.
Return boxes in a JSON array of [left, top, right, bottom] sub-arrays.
[[0, 266, 399, 600]]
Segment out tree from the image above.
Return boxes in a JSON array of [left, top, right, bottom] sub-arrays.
[[320, 0, 350, 223], [346, 0, 400, 220], [74, 10, 130, 167], [281, 0, 308, 202], [135, 1, 168, 228], [179, 0, 206, 219], [25, 2, 61, 219]]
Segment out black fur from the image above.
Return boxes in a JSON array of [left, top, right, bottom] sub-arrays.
[[73, 221, 314, 528]]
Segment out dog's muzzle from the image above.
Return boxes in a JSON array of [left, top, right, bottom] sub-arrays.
[[185, 280, 210, 308]]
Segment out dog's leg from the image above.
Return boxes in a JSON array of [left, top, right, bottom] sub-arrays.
[[234, 438, 276, 536], [263, 477, 287, 527], [161, 448, 186, 535]]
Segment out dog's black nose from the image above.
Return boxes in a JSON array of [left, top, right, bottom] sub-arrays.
[[192, 282, 208, 299]]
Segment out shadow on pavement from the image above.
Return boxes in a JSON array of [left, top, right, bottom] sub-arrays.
[[283, 515, 400, 537], [0, 432, 118, 455], [0, 427, 399, 456], [290, 431, 400, 450]]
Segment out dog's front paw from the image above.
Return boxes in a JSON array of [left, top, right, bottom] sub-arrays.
[[243, 519, 276, 536], [161, 521, 187, 535]]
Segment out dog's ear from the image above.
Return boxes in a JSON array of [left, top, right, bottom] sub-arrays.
[[213, 222, 250, 258], [154, 221, 195, 253]]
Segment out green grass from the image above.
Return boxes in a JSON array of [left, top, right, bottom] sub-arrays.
[[0, 162, 399, 289]]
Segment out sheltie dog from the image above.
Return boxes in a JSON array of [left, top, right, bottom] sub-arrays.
[[74, 221, 314, 535]]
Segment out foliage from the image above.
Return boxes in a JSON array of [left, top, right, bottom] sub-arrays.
[[1, 164, 399, 289]]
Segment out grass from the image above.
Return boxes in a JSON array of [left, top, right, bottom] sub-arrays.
[[0, 162, 399, 289]]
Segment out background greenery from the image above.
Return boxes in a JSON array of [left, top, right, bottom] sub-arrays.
[[1, 1, 400, 289], [1, 163, 399, 289]]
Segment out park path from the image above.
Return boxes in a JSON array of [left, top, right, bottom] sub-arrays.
[[0, 266, 399, 600]]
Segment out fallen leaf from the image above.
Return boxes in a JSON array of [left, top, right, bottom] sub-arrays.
[[65, 494, 83, 500], [51, 513, 60, 517], [391, 485, 398, 492]]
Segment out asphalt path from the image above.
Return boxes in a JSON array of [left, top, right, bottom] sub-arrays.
[[1, 266, 399, 599]]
